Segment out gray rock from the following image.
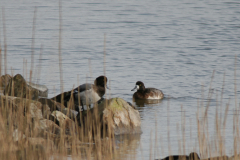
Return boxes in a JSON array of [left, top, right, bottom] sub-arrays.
[[41, 104, 51, 119], [51, 111, 76, 135], [38, 98, 63, 111], [36, 119, 61, 136], [0, 95, 43, 121], [28, 101, 43, 120], [60, 108, 78, 120], [4, 74, 48, 100], [26, 81, 48, 98], [14, 96, 43, 119], [38, 98, 77, 120]]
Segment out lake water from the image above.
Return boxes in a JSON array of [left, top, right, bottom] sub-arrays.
[[1, 0, 240, 159]]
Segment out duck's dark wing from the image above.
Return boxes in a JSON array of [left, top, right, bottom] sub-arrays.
[[51, 90, 73, 106], [73, 83, 93, 93], [51, 83, 92, 104], [51, 83, 94, 107], [145, 88, 162, 93]]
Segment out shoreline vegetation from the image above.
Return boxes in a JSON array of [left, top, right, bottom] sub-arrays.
[[0, 73, 142, 160], [0, 5, 239, 160]]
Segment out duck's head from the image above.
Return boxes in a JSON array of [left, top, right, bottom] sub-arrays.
[[131, 81, 145, 91], [94, 76, 108, 88]]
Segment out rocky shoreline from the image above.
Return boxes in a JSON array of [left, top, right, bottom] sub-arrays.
[[0, 74, 142, 157]]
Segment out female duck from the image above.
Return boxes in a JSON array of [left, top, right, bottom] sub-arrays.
[[131, 81, 164, 100]]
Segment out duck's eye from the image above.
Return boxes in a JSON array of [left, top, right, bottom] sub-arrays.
[[139, 84, 141, 86]]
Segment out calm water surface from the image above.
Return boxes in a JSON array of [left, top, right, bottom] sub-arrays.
[[1, 0, 240, 159]]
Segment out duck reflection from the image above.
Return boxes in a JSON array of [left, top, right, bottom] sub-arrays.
[[133, 98, 163, 107]]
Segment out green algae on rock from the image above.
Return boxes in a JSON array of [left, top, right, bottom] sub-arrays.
[[98, 98, 142, 135]]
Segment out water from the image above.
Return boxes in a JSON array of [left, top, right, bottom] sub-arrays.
[[1, 0, 240, 159]]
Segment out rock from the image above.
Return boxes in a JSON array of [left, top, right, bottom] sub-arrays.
[[0, 95, 18, 114], [0, 74, 12, 89], [0, 95, 43, 120], [35, 119, 61, 136], [29, 101, 43, 120], [10, 97, 65, 135], [38, 98, 77, 120], [26, 81, 48, 98], [97, 98, 142, 135], [51, 111, 76, 135], [41, 104, 51, 119], [4, 74, 38, 100], [13, 97, 43, 119], [38, 98, 63, 119], [4, 74, 48, 100], [38, 98, 63, 112], [60, 108, 78, 120], [0, 95, 46, 138]]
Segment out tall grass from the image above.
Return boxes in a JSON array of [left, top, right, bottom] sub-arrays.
[[196, 67, 239, 159]]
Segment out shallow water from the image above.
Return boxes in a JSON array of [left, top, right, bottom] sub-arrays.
[[1, 0, 240, 159]]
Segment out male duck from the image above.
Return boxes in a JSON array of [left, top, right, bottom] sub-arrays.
[[73, 75, 108, 109], [53, 75, 108, 111], [131, 81, 164, 100]]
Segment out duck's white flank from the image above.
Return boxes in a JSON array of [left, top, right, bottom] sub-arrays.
[[75, 88, 101, 106], [147, 95, 162, 99], [147, 89, 163, 99]]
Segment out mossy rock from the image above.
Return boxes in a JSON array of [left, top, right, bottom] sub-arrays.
[[81, 97, 142, 135]]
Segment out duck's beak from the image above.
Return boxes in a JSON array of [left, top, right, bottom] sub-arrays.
[[131, 85, 138, 91]]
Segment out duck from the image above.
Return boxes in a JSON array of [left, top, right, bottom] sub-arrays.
[[156, 152, 200, 160], [52, 75, 108, 111], [131, 81, 164, 100]]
